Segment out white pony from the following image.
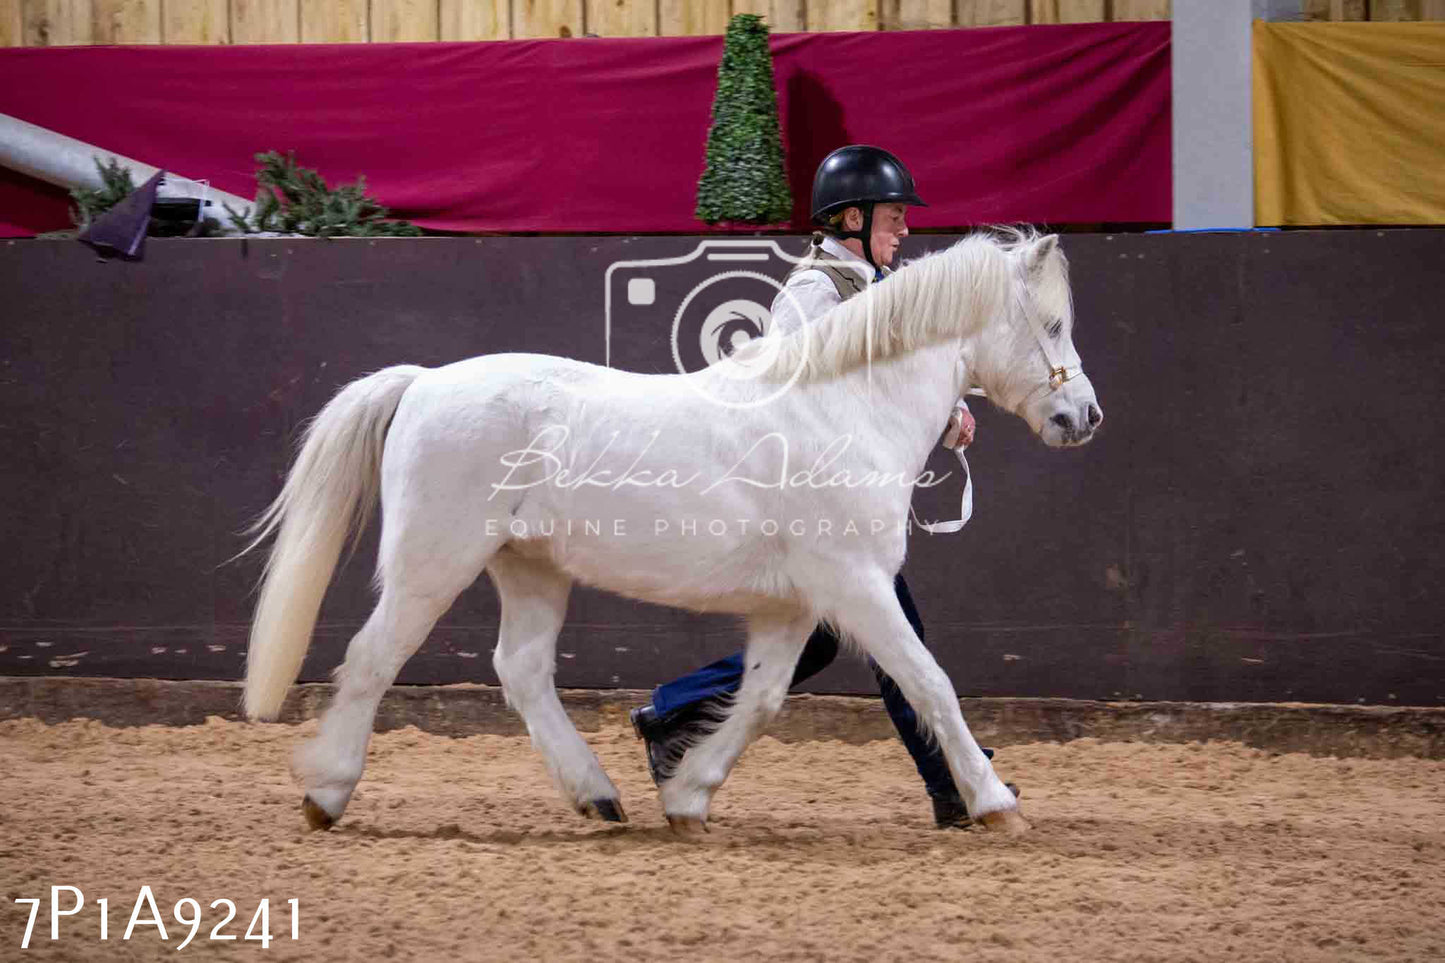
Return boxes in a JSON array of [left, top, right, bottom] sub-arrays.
[[242, 229, 1101, 836]]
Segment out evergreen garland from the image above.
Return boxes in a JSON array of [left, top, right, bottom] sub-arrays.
[[68, 157, 221, 237], [69, 157, 136, 226], [225, 151, 422, 237], [694, 14, 792, 226]]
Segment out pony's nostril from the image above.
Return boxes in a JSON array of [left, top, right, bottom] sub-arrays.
[[1086, 404, 1102, 428], [1050, 413, 1073, 432]]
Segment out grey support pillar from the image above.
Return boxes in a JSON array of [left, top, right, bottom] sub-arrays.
[[1171, 1, 1301, 229]]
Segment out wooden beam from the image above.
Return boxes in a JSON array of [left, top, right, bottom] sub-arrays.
[[1368, 0, 1421, 19], [93, 0, 160, 41], [586, 0, 655, 36], [231, 0, 298, 43], [162, 0, 228, 43], [881, 0, 953, 29], [733, 0, 813, 32], [514, 0, 581, 37], [23, 0, 95, 45], [808, 0, 878, 30], [1111, 0, 1170, 20], [955, 1, 1025, 26], [299, 0, 367, 41], [658, 0, 728, 34], [1301, 0, 1367, 18], [441, 0, 508, 38], [1030, 0, 1105, 23], [371, 0, 437, 40], [767, 0, 806, 31], [0, 0, 25, 45]]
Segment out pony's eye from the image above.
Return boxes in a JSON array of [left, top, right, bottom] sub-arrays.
[[1046, 319, 1064, 339]]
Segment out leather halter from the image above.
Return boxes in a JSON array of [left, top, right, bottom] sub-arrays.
[[1011, 283, 1090, 416]]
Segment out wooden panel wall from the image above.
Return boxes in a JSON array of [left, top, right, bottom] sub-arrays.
[[1030, 1, 1107, 25], [659, 0, 729, 36], [230, 0, 296, 43], [1111, 0, 1170, 20], [1302, 0, 1368, 18], [372, 0, 435, 40], [299, 0, 365, 42], [440, 0, 508, 41], [883, 0, 953, 30], [163, 0, 227, 42], [514, 0, 581, 37], [94, 0, 161, 42], [955, 1, 1024, 26], [588, 0, 654, 38], [5, 0, 1445, 45], [807, 0, 877, 32], [0, 0, 24, 45]]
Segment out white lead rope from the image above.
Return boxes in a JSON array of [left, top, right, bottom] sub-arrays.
[[916, 445, 974, 535]]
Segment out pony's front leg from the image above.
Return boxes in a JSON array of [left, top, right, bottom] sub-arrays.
[[659, 611, 815, 833], [829, 571, 1029, 833]]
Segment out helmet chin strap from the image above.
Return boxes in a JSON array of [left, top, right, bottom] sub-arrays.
[[836, 202, 878, 270]]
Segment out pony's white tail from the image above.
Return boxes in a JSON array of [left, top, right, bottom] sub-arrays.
[[241, 365, 425, 721]]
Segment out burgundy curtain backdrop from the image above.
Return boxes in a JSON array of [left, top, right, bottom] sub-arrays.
[[0, 22, 1169, 237]]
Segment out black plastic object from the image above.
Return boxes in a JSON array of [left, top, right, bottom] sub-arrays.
[[78, 169, 163, 260]]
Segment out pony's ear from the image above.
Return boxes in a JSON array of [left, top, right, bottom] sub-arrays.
[[1025, 234, 1059, 271]]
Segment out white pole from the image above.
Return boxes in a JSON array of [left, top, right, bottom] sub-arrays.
[[0, 111, 254, 221]]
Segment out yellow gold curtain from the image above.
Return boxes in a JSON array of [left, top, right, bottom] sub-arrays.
[[1254, 22, 1445, 225]]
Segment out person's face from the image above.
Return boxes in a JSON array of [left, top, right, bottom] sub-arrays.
[[844, 202, 909, 266]]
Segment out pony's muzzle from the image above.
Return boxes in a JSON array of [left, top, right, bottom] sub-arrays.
[[1049, 402, 1103, 445]]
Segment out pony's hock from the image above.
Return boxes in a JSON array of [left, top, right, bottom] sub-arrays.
[[241, 230, 1096, 836]]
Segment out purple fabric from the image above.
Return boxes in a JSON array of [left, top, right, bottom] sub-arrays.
[[0, 23, 1170, 237]]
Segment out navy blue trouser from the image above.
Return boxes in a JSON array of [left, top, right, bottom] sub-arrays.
[[650, 574, 959, 799]]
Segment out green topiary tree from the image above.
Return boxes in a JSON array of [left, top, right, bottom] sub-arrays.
[[695, 13, 791, 226]]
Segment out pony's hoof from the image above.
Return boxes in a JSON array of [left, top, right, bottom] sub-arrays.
[[665, 814, 708, 836], [978, 809, 1031, 835], [301, 795, 337, 831], [580, 798, 629, 823]]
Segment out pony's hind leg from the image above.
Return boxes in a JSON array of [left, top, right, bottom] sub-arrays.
[[294, 582, 476, 828], [294, 527, 503, 829], [658, 610, 814, 833], [486, 548, 624, 823]]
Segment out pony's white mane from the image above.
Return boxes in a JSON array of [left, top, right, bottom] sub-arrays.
[[733, 227, 1047, 383]]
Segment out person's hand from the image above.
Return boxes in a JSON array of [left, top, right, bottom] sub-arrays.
[[942, 404, 976, 450]]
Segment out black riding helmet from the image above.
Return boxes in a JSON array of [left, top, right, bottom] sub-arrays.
[[810, 145, 928, 269]]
